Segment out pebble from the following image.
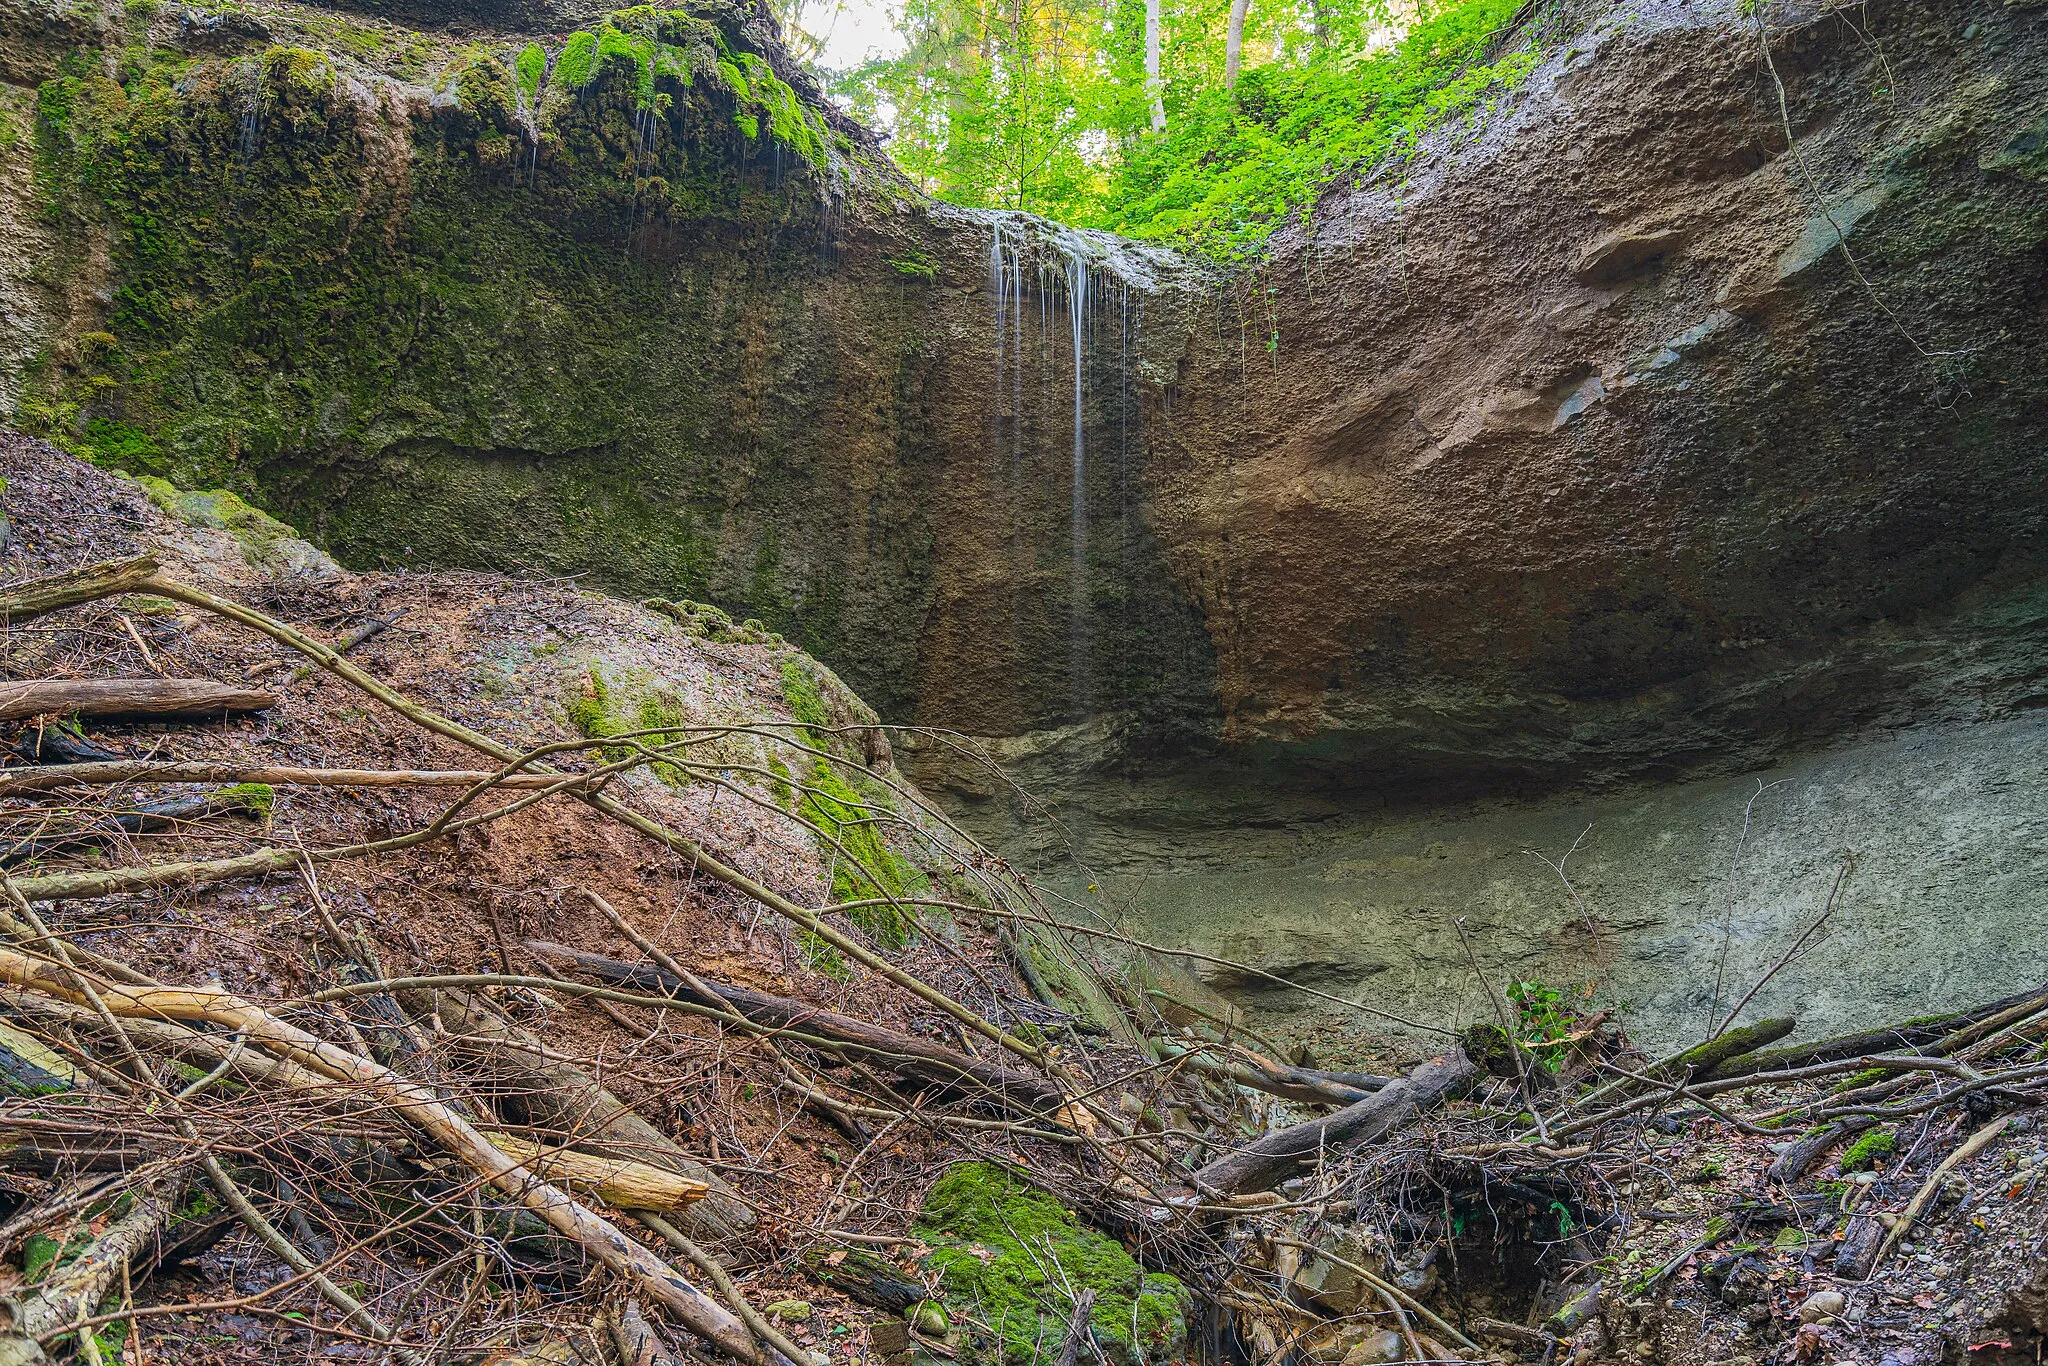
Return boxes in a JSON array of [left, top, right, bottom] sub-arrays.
[[1797, 1290, 1846, 1323]]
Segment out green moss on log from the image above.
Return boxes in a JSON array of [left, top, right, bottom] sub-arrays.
[[915, 1163, 1190, 1366]]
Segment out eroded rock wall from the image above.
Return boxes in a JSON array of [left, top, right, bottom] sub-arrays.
[[1152, 0, 2048, 797]]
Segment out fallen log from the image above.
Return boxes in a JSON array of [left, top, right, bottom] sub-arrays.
[[1654, 1017, 1797, 1083], [1543, 1279, 1603, 1337], [0, 1164, 191, 1365], [460, 1134, 708, 1214], [9, 723, 122, 765], [0, 948, 785, 1366], [800, 1244, 929, 1312], [1767, 1116, 1877, 1184], [1188, 1049, 1476, 1196], [0, 760, 586, 796], [398, 983, 754, 1242], [528, 941, 1067, 1116], [0, 555, 159, 623], [0, 678, 276, 724], [1701, 984, 2048, 1083], [1154, 1040, 1388, 1106], [0, 788, 270, 865]]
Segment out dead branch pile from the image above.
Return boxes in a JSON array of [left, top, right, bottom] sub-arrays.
[[0, 552, 2039, 1366]]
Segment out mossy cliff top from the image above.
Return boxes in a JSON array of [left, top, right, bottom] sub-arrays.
[[4, 0, 1218, 752]]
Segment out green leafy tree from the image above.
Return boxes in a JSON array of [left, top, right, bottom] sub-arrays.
[[823, 0, 1536, 254]]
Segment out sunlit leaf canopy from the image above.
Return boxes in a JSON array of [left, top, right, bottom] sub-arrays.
[[778, 0, 1536, 256]]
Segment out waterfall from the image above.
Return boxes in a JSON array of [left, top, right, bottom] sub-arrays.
[[973, 212, 1178, 721]]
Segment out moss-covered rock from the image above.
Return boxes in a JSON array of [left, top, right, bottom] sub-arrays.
[[912, 1163, 1189, 1366], [132, 474, 344, 580]]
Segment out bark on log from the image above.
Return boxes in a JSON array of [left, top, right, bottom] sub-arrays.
[[0, 789, 268, 865], [398, 984, 754, 1242], [0, 948, 784, 1366], [610, 1300, 688, 1366], [0, 556, 159, 624], [1542, 1279, 1602, 1337], [799, 1245, 928, 1312], [462, 1134, 707, 1213], [1657, 1017, 1797, 1083], [1189, 1049, 1476, 1196], [1053, 1289, 1096, 1366], [1835, 1214, 1884, 1280], [0, 679, 276, 724], [0, 1164, 192, 1364], [0, 760, 584, 796], [1703, 984, 2048, 1082], [9, 724, 122, 765], [527, 941, 1066, 1116], [1768, 1116, 1876, 1184]]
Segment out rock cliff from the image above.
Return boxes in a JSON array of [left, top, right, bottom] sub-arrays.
[[4, 0, 2045, 1039]]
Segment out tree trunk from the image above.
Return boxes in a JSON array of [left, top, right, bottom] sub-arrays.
[[398, 983, 755, 1243], [0, 1165, 193, 1364], [1144, 0, 1165, 131], [0, 678, 275, 724], [0, 555, 159, 624], [1188, 1050, 1474, 1196], [1225, 0, 1250, 89]]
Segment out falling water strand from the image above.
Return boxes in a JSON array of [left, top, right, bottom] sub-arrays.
[[1010, 231, 1023, 475], [1065, 244, 1091, 714], [989, 223, 1009, 476], [236, 60, 262, 175]]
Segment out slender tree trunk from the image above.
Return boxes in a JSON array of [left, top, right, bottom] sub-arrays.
[[1225, 0, 1250, 89], [1308, 0, 1329, 49], [1144, 0, 1165, 132]]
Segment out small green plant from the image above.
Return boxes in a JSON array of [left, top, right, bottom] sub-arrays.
[[886, 254, 938, 280], [1506, 977, 1582, 1072]]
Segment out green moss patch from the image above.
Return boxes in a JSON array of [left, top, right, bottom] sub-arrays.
[[132, 474, 300, 567], [777, 658, 922, 946], [914, 1164, 1189, 1366], [1840, 1127, 1898, 1173], [213, 781, 275, 816]]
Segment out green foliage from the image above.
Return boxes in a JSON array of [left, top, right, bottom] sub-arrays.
[[22, 1229, 88, 1284], [886, 254, 938, 280], [555, 30, 600, 88], [1840, 1127, 1898, 1173], [915, 1164, 1191, 1366], [1506, 977, 1583, 1072], [830, 0, 1535, 255]]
